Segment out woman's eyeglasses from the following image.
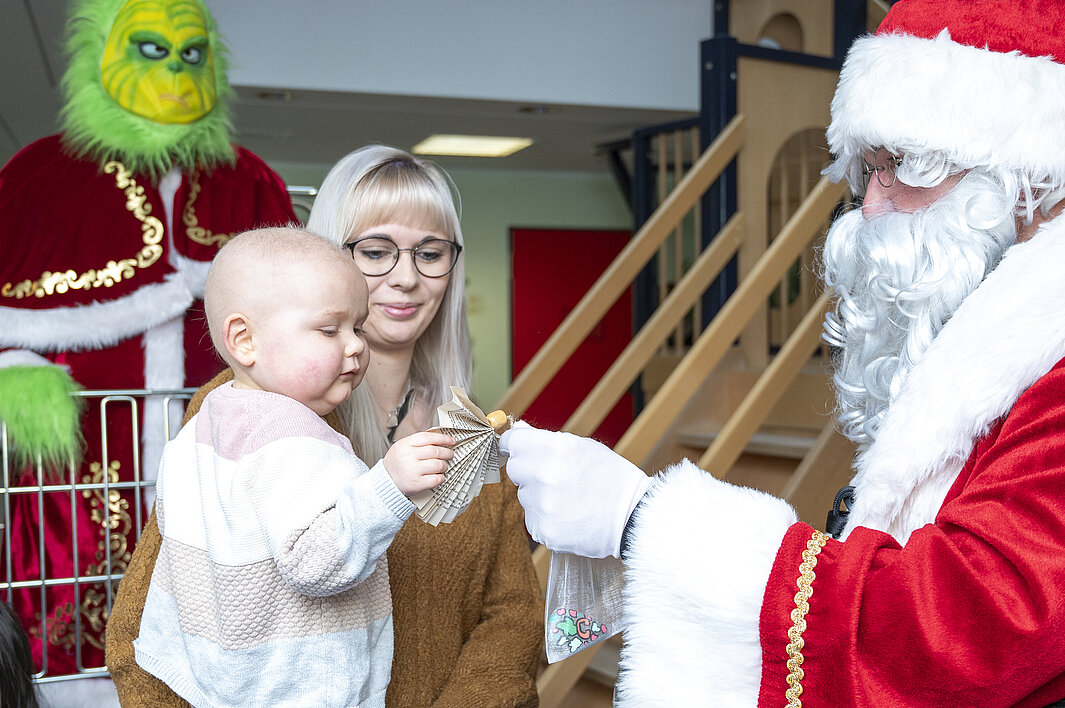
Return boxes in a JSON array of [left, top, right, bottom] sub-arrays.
[[345, 236, 463, 278]]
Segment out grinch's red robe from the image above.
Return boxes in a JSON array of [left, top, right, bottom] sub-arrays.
[[0, 134, 296, 674], [616, 219, 1065, 706]]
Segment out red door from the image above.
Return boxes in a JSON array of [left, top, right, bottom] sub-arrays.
[[510, 228, 633, 446]]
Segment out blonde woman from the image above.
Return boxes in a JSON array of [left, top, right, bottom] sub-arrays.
[[308, 146, 473, 464], [107, 146, 543, 707]]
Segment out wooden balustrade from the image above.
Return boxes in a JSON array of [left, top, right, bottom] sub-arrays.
[[615, 177, 846, 465], [495, 115, 746, 417], [565, 214, 744, 436], [502, 111, 847, 706], [532, 178, 845, 707], [698, 292, 830, 475], [767, 129, 829, 349], [653, 125, 703, 354]]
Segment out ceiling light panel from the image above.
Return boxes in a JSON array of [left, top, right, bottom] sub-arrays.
[[412, 134, 533, 157]]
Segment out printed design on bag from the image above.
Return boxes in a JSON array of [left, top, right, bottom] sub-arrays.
[[549, 607, 609, 654]]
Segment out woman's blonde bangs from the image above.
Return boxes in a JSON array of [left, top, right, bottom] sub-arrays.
[[346, 162, 461, 244]]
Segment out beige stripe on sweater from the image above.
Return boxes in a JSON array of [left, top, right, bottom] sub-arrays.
[[153, 536, 392, 651]]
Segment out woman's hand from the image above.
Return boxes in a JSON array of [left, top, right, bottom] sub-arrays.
[[384, 431, 455, 495]]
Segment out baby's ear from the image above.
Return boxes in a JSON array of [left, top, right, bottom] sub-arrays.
[[222, 313, 255, 367]]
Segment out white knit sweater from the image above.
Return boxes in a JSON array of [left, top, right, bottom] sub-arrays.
[[134, 383, 415, 708]]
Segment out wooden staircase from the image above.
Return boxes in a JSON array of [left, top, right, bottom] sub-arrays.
[[496, 128, 855, 705], [491, 2, 889, 703]]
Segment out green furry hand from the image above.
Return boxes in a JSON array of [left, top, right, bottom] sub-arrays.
[[0, 365, 84, 472]]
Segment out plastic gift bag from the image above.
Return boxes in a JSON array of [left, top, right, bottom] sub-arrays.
[[544, 551, 626, 663]]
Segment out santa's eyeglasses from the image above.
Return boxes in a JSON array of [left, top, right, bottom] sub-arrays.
[[860, 148, 904, 190]]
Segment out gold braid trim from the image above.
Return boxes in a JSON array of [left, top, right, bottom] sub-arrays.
[[2, 161, 164, 299], [183, 171, 236, 247], [784, 530, 829, 707]]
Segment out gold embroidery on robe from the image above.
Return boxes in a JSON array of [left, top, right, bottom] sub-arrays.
[[29, 602, 79, 650], [25, 458, 131, 653], [183, 170, 236, 247], [2, 161, 165, 299], [83, 459, 133, 576], [77, 459, 132, 650]]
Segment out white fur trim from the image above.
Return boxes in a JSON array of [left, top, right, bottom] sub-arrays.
[[0, 274, 194, 352], [158, 167, 181, 245], [827, 30, 1065, 182], [140, 317, 187, 506], [0, 350, 59, 369], [844, 217, 1065, 543], [616, 460, 797, 707], [172, 251, 213, 298], [160, 168, 215, 299]]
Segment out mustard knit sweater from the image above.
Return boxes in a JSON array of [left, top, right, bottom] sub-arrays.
[[106, 370, 544, 707]]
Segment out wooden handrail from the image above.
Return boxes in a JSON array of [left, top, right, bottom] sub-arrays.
[[495, 114, 747, 416], [614, 177, 846, 464], [697, 291, 830, 475], [534, 182, 843, 708], [565, 214, 745, 435]]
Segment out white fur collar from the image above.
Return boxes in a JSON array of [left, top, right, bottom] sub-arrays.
[[843, 217, 1065, 543], [0, 272, 194, 352]]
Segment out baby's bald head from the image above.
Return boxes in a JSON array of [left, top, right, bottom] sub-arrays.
[[204, 226, 361, 365]]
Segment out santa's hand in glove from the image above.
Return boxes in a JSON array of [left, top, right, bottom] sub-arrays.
[[499, 422, 651, 558]]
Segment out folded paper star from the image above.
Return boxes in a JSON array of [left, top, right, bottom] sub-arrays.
[[410, 387, 510, 525]]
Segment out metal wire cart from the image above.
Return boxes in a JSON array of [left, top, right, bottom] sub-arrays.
[[1, 387, 195, 686]]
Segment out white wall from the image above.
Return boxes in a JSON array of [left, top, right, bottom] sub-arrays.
[[211, 0, 713, 111]]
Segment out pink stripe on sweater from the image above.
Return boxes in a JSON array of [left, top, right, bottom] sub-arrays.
[[196, 384, 354, 462]]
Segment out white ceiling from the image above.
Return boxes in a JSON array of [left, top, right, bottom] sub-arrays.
[[1, 0, 710, 176], [230, 86, 696, 174]]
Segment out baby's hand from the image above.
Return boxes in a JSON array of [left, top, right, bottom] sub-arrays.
[[384, 431, 455, 496]]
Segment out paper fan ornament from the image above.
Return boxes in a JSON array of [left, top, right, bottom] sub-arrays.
[[410, 387, 511, 525]]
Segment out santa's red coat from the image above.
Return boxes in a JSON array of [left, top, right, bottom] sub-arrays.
[[617, 216, 1065, 706]]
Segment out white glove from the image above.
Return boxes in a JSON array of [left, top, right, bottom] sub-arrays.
[[499, 422, 650, 558]]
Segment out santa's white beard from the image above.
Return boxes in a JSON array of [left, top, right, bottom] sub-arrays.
[[821, 175, 1018, 446]]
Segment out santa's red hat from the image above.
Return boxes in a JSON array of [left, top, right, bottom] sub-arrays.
[[826, 0, 1065, 186]]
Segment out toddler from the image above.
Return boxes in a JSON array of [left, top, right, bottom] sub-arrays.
[[133, 227, 453, 707]]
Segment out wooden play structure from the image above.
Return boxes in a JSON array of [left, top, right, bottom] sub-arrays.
[[495, 1, 890, 703]]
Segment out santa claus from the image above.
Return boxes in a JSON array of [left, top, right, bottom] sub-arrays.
[[501, 0, 1065, 705], [0, 0, 295, 696]]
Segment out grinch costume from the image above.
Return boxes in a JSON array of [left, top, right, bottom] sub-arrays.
[[0, 0, 295, 678]]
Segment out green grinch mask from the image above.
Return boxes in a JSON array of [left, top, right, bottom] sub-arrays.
[[60, 0, 235, 177], [100, 0, 217, 124]]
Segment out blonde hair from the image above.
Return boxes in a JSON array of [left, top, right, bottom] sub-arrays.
[[306, 146, 472, 463]]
